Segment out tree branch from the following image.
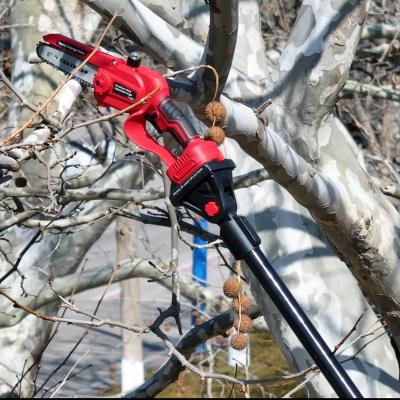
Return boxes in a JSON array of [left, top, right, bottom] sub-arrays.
[[85, 0, 264, 101], [361, 24, 399, 40], [343, 79, 400, 102], [0, 288, 148, 333], [0, 258, 218, 327], [0, 167, 270, 208], [128, 307, 313, 398], [0, 209, 40, 232], [194, 0, 238, 102]]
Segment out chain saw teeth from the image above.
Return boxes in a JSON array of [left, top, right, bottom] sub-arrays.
[[36, 42, 96, 88]]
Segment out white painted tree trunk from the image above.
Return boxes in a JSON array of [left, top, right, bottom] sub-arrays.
[[116, 215, 145, 394]]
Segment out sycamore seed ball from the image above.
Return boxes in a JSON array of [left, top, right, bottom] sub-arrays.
[[223, 277, 242, 299], [230, 333, 248, 350], [231, 296, 252, 314], [195, 317, 205, 326], [204, 101, 227, 123], [233, 314, 253, 333], [205, 126, 225, 145]]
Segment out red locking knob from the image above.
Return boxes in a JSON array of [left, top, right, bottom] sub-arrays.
[[204, 201, 220, 217]]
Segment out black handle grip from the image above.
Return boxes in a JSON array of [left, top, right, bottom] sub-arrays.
[[157, 98, 199, 147]]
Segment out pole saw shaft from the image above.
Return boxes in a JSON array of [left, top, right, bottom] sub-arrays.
[[222, 216, 361, 398], [245, 246, 360, 398]]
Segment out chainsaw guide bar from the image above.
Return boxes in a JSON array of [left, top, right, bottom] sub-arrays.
[[36, 42, 97, 87]]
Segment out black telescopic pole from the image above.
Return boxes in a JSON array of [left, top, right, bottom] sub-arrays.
[[220, 216, 363, 399], [245, 247, 361, 398], [170, 160, 363, 398]]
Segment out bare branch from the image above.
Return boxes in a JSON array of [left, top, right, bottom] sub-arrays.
[[0, 67, 57, 128], [0, 258, 218, 327], [0, 209, 40, 232], [129, 308, 316, 398], [343, 80, 400, 103], [0, 154, 20, 171], [361, 24, 399, 40], [0, 288, 149, 333]]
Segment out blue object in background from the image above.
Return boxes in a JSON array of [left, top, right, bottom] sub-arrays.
[[192, 218, 208, 353]]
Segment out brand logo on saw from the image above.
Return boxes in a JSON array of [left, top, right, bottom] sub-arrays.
[[57, 41, 87, 56], [59, 58, 90, 75], [113, 83, 136, 100]]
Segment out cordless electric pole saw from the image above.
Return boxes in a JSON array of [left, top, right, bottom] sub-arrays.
[[36, 34, 362, 398]]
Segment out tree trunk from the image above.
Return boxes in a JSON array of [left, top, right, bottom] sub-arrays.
[[116, 215, 145, 393]]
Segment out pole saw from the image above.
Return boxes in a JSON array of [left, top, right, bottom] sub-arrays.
[[36, 34, 362, 398]]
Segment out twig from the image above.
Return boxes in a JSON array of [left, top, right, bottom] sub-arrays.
[[282, 372, 317, 398], [0, 0, 15, 21], [158, 136, 182, 335], [0, 229, 41, 284], [177, 224, 223, 249], [59, 86, 161, 138], [164, 64, 219, 101], [0, 68, 56, 127], [333, 308, 368, 353], [0, 22, 31, 30], [49, 350, 89, 398], [366, 153, 400, 184], [343, 80, 400, 102], [0, 289, 149, 333], [379, 25, 400, 63], [41, 364, 92, 397]]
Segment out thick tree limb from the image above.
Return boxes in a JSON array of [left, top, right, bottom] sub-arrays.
[[194, 0, 238, 101], [85, 0, 264, 101]]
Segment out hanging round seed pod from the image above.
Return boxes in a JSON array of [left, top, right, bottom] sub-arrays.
[[195, 317, 205, 326], [204, 126, 225, 145], [230, 333, 248, 350], [204, 101, 227, 123], [233, 314, 253, 333], [231, 296, 252, 314], [223, 277, 242, 299]]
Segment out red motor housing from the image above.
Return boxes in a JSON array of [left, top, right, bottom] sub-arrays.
[[43, 33, 224, 184]]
